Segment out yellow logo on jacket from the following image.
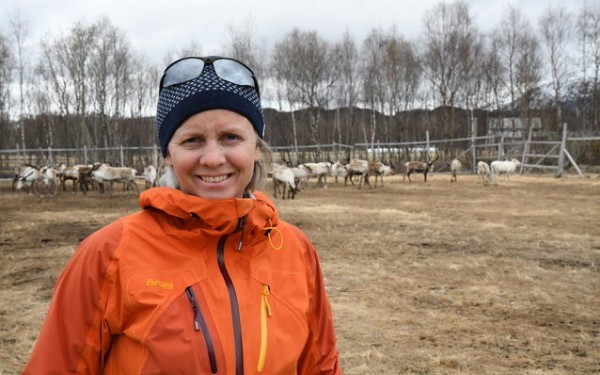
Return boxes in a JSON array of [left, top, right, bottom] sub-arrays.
[[145, 278, 174, 290]]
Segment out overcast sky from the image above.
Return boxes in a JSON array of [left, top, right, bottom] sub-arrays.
[[0, 0, 589, 66]]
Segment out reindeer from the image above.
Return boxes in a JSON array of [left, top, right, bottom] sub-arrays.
[[449, 158, 462, 182], [403, 154, 439, 183], [367, 161, 394, 187], [344, 159, 370, 189]]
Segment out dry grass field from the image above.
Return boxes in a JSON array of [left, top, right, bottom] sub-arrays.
[[1, 173, 599, 374]]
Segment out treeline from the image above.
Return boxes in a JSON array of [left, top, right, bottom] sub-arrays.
[[0, 1, 599, 153]]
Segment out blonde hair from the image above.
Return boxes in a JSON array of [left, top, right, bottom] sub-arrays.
[[245, 138, 272, 195]]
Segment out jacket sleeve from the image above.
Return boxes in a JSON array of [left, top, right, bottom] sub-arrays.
[[21, 220, 124, 375], [294, 227, 342, 375]]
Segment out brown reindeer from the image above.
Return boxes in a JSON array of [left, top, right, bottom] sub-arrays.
[[402, 154, 439, 183]]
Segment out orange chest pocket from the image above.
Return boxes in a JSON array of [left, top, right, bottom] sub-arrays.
[[249, 273, 310, 373], [123, 269, 198, 339]]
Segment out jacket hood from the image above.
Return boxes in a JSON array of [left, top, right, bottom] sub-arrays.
[[139, 187, 279, 239]]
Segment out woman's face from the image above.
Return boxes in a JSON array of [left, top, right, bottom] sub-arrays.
[[165, 109, 260, 199]]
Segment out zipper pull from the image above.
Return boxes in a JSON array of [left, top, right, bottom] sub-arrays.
[[262, 284, 272, 317], [236, 217, 246, 251], [237, 230, 244, 251], [185, 287, 201, 331]]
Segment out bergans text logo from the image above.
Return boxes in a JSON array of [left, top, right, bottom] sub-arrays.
[[145, 278, 174, 290]]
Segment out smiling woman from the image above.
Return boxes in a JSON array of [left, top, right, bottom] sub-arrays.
[[21, 56, 342, 375], [165, 109, 261, 199]]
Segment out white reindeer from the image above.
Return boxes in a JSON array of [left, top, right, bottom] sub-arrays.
[[291, 166, 310, 190], [449, 158, 461, 182], [15, 165, 41, 195], [91, 163, 139, 195], [272, 166, 299, 199], [37, 166, 59, 196], [490, 158, 522, 183], [477, 161, 491, 184], [330, 160, 348, 184], [301, 162, 331, 188], [143, 165, 158, 189]]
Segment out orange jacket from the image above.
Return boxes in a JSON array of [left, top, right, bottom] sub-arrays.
[[23, 188, 341, 374]]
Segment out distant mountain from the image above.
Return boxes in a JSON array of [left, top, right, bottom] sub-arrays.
[[507, 78, 593, 112]]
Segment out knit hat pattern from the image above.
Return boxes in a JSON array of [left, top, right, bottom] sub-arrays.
[[156, 64, 264, 155]]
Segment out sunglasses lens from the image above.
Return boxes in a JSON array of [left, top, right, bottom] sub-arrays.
[[162, 58, 205, 88], [213, 59, 255, 88], [161, 57, 259, 96]]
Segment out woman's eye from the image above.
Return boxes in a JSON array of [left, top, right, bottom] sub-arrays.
[[183, 137, 199, 144], [223, 133, 241, 142]]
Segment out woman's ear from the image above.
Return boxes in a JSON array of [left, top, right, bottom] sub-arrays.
[[164, 153, 173, 166], [254, 147, 261, 161], [254, 140, 262, 161]]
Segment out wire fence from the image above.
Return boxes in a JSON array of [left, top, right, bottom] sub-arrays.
[[2, 129, 599, 178]]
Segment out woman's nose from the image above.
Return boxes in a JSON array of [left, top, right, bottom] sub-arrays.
[[199, 141, 226, 167]]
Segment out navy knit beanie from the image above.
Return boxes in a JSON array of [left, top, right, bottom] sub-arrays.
[[155, 63, 264, 156]]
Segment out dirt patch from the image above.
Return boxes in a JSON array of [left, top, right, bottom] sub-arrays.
[[1, 174, 599, 374]]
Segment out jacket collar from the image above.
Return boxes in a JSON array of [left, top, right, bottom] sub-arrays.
[[139, 187, 279, 239]]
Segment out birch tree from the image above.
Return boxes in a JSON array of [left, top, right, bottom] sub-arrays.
[[577, 4, 600, 130], [8, 11, 30, 151], [484, 32, 508, 111], [361, 28, 420, 148], [496, 5, 530, 111], [539, 5, 573, 127], [515, 34, 542, 132], [361, 28, 387, 149], [331, 31, 359, 148], [272, 35, 302, 155], [0, 33, 12, 149], [421, 1, 478, 137], [65, 22, 97, 147], [227, 19, 266, 80], [272, 29, 335, 156], [89, 18, 132, 151], [38, 36, 74, 146]]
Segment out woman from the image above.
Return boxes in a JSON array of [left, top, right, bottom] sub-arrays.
[[23, 56, 342, 374]]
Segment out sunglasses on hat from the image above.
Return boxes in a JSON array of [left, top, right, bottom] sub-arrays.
[[159, 56, 260, 96]]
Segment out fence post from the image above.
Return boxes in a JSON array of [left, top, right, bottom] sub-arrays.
[[153, 146, 159, 167], [470, 112, 477, 174], [84, 145, 88, 164], [520, 126, 533, 174], [555, 123, 567, 178]]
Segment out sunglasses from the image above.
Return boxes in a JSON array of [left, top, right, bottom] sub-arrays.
[[159, 56, 260, 96]]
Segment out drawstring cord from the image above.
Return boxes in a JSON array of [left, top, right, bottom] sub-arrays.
[[262, 218, 283, 250], [236, 217, 283, 251]]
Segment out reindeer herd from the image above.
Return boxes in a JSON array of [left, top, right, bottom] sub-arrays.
[[269, 155, 524, 199], [9, 155, 523, 199], [11, 162, 155, 197]]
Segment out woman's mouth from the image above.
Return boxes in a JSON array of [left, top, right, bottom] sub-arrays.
[[200, 175, 229, 183]]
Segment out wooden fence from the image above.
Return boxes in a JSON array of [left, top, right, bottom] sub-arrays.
[[1, 126, 599, 178]]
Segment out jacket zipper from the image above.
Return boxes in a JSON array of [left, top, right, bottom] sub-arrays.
[[217, 234, 244, 375], [257, 284, 272, 372], [185, 286, 218, 374]]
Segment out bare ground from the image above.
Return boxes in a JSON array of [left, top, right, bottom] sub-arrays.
[[1, 173, 599, 374]]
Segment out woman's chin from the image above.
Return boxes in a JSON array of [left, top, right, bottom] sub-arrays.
[[184, 184, 238, 200]]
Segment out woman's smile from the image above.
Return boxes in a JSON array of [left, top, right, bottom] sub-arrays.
[[199, 174, 230, 183]]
